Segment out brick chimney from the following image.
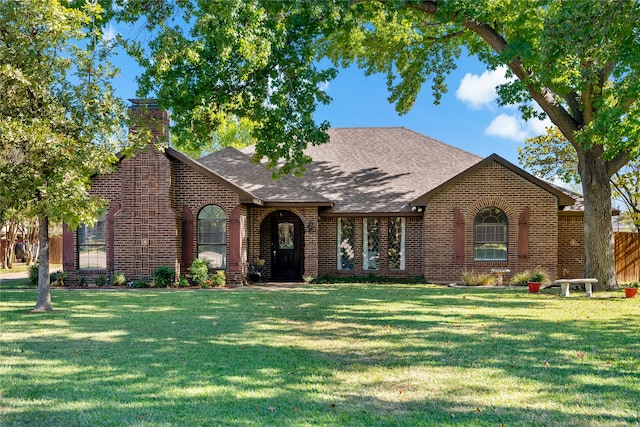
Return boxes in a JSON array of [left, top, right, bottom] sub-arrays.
[[128, 99, 170, 144]]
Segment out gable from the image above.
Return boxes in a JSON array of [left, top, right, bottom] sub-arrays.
[[412, 154, 577, 208]]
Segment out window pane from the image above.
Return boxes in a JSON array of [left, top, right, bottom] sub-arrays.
[[278, 222, 294, 249], [388, 217, 405, 270], [198, 245, 226, 269], [363, 218, 380, 270], [198, 205, 227, 269], [78, 215, 106, 269], [474, 243, 507, 261], [337, 218, 354, 270], [198, 219, 226, 244], [79, 245, 107, 269], [198, 205, 225, 220], [474, 208, 507, 261]]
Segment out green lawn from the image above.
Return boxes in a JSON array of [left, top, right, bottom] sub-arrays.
[[0, 284, 638, 426]]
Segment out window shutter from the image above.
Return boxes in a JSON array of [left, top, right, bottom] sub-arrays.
[[518, 208, 529, 261], [107, 203, 120, 271], [228, 205, 241, 270], [454, 209, 465, 264], [182, 205, 194, 268], [62, 223, 75, 271]]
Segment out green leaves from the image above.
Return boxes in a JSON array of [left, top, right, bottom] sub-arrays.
[[0, 1, 127, 227]]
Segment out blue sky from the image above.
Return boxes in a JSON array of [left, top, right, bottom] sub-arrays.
[[107, 25, 551, 169]]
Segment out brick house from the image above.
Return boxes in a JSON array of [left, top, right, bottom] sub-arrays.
[[63, 101, 585, 286]]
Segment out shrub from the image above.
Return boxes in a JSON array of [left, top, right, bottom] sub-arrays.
[[95, 275, 107, 287], [210, 270, 226, 287], [188, 258, 210, 287], [154, 265, 176, 288], [112, 272, 127, 286], [460, 271, 495, 286], [303, 275, 314, 284], [78, 277, 87, 287], [510, 271, 532, 286], [132, 278, 149, 288], [50, 271, 67, 287], [178, 275, 190, 287], [461, 270, 477, 286], [29, 264, 39, 286]]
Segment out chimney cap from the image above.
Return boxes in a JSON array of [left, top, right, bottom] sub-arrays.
[[129, 98, 159, 109]]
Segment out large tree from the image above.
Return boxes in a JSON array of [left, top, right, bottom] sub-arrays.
[[521, 127, 640, 235], [0, 1, 129, 310], [123, 0, 639, 290]]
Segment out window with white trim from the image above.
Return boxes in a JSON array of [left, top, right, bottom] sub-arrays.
[[388, 217, 405, 270], [337, 218, 355, 270], [474, 207, 508, 261], [363, 218, 380, 270], [78, 215, 106, 269], [198, 205, 226, 268]]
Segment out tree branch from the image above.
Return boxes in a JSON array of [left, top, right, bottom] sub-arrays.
[[459, 18, 581, 144], [607, 152, 631, 178]]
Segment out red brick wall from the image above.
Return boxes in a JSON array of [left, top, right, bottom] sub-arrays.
[[557, 214, 586, 278], [424, 161, 559, 283], [171, 159, 243, 284]]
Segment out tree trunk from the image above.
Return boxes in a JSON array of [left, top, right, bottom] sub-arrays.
[[579, 148, 618, 291], [25, 220, 39, 265], [33, 216, 52, 311], [3, 219, 18, 269]]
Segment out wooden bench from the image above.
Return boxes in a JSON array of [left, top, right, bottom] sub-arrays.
[[553, 278, 598, 297]]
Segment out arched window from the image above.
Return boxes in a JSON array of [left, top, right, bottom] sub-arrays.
[[198, 205, 226, 268], [474, 207, 508, 261]]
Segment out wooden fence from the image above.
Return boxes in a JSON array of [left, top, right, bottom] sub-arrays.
[[49, 237, 62, 265], [615, 232, 640, 283], [0, 236, 62, 265]]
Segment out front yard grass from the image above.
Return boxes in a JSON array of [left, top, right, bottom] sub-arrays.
[[0, 284, 638, 426]]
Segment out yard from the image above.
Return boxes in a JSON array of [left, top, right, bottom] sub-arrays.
[[0, 283, 638, 426]]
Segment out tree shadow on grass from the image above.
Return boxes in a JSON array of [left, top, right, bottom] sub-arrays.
[[1, 285, 638, 426]]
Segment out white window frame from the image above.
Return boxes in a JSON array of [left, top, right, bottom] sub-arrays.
[[388, 217, 406, 270]]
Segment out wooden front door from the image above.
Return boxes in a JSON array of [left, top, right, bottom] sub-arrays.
[[271, 218, 301, 280]]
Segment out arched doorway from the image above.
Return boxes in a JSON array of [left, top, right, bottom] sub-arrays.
[[260, 210, 304, 281]]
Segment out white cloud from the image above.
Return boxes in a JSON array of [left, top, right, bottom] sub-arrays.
[[318, 81, 330, 92], [485, 114, 528, 140], [456, 66, 513, 109], [485, 113, 551, 142], [102, 24, 117, 42]]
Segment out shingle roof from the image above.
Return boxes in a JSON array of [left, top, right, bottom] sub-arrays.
[[193, 127, 578, 214], [236, 127, 483, 213], [295, 127, 483, 213], [197, 147, 332, 206]]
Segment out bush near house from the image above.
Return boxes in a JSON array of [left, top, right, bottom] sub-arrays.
[[188, 258, 210, 287], [461, 271, 496, 286], [154, 265, 176, 288]]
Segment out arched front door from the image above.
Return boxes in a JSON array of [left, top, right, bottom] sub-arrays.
[[268, 211, 303, 281]]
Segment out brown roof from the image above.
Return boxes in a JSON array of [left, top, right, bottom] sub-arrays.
[[196, 147, 332, 206], [293, 127, 483, 213], [190, 127, 578, 213]]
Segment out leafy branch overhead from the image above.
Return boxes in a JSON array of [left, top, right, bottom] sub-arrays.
[[105, 0, 640, 289], [122, 0, 638, 177]]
